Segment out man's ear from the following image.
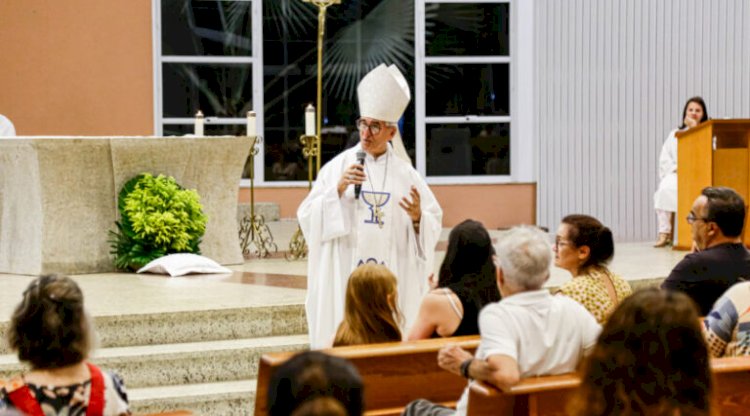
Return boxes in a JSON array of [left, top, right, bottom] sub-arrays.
[[707, 222, 717, 236], [496, 266, 504, 287], [388, 126, 397, 139]]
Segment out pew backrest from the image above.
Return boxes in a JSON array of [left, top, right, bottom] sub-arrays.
[[467, 355, 750, 416], [255, 335, 480, 416]]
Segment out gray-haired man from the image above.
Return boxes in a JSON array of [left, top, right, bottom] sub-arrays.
[[404, 226, 601, 416]]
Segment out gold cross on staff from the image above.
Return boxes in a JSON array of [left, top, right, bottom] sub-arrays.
[[302, 0, 341, 6], [301, 0, 341, 172]]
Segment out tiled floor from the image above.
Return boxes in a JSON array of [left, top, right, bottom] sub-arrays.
[[0, 220, 687, 322]]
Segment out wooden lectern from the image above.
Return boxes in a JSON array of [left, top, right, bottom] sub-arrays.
[[675, 119, 750, 250]]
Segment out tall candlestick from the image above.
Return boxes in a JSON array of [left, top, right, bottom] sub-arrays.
[[194, 110, 204, 137], [305, 104, 316, 136], [246, 111, 256, 137]]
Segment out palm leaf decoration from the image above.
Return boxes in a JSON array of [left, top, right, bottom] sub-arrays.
[[264, 0, 316, 38], [323, 0, 414, 100]]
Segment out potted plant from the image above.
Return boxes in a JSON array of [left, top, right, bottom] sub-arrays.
[[109, 173, 208, 271]]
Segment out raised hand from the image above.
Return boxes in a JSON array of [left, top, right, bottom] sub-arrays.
[[399, 185, 422, 224]]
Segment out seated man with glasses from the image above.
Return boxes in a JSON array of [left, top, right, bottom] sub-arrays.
[[661, 186, 750, 315], [298, 64, 443, 349]]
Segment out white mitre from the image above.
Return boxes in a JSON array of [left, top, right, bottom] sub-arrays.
[[357, 64, 412, 164]]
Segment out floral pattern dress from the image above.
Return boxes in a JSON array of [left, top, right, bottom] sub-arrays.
[[556, 267, 633, 323], [0, 370, 129, 416]]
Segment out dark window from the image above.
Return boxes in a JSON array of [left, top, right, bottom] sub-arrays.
[[425, 64, 509, 117], [425, 3, 510, 56], [161, 0, 253, 56], [162, 63, 253, 119], [426, 123, 510, 176]]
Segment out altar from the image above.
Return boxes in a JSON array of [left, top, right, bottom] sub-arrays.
[[0, 136, 254, 275]]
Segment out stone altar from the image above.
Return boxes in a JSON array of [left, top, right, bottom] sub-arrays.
[[0, 136, 254, 275]]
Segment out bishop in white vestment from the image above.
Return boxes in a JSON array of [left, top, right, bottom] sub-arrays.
[[298, 64, 443, 349]]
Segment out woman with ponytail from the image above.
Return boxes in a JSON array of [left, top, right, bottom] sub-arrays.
[[553, 215, 632, 323]]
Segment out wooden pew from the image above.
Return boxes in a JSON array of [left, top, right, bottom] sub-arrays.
[[466, 356, 750, 415], [254, 336, 480, 416], [711, 356, 750, 415], [466, 374, 577, 416]]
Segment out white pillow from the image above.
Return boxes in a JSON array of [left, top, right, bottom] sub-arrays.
[[137, 253, 233, 277]]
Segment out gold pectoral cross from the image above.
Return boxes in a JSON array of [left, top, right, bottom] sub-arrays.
[[374, 206, 385, 228]]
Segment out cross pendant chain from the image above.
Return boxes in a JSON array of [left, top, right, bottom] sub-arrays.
[[374, 206, 385, 228]]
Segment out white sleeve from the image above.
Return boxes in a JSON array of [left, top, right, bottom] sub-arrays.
[[579, 307, 602, 355], [658, 130, 678, 180], [477, 306, 518, 360], [297, 157, 353, 244], [408, 170, 443, 262]]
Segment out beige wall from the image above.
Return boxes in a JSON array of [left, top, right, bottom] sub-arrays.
[[0, 1, 153, 135], [242, 184, 536, 229]]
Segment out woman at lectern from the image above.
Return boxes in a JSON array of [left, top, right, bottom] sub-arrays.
[[653, 96, 709, 247]]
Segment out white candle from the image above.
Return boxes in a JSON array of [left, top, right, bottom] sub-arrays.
[[194, 110, 204, 137], [246, 111, 256, 137], [305, 104, 316, 136]]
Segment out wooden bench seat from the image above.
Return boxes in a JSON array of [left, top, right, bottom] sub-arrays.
[[254, 336, 480, 416], [467, 355, 750, 415]]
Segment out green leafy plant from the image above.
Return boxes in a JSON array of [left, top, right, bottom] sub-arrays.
[[109, 173, 208, 271]]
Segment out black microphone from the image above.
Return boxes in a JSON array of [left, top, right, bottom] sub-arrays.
[[354, 151, 366, 199]]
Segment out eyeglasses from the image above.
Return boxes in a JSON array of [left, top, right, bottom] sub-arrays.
[[356, 119, 392, 136], [554, 238, 573, 248], [686, 212, 711, 224]]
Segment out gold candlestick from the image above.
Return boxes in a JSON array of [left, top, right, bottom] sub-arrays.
[[286, 132, 318, 260], [239, 135, 278, 258]]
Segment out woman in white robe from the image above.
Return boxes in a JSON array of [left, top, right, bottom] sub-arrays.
[[653, 97, 708, 247]]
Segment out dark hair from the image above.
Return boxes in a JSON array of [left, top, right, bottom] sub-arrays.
[[291, 397, 347, 416], [437, 219, 500, 304], [679, 96, 709, 129], [268, 351, 364, 416], [561, 214, 614, 270], [701, 186, 746, 237], [568, 288, 711, 416], [7, 275, 92, 370], [333, 264, 402, 347]]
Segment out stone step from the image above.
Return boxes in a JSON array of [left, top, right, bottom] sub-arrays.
[[0, 303, 307, 354], [0, 334, 308, 388], [129, 379, 256, 416]]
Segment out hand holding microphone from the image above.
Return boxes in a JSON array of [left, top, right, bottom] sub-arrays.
[[354, 151, 366, 199], [336, 152, 367, 198]]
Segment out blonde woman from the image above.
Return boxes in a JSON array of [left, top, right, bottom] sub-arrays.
[[333, 264, 403, 347]]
